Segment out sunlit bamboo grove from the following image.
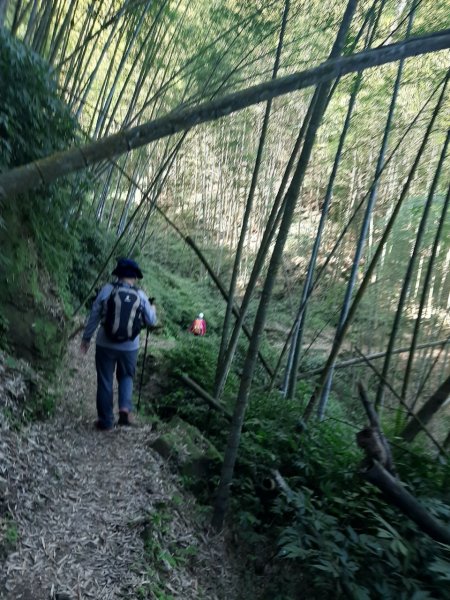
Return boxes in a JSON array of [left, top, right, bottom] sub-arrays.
[[1, 0, 449, 530]]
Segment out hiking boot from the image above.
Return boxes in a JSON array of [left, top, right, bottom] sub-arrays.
[[94, 420, 115, 432], [118, 411, 132, 426]]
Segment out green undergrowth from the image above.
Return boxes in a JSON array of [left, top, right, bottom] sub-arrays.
[[0, 30, 115, 373], [136, 255, 228, 339], [137, 250, 450, 597], [133, 306, 450, 598], [0, 515, 18, 561], [149, 318, 450, 599], [135, 496, 208, 600], [266, 410, 450, 599], [134, 245, 450, 599]]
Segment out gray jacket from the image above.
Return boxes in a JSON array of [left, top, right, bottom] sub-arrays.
[[82, 281, 157, 351]]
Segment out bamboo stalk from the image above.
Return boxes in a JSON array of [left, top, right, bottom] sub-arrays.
[[376, 131, 450, 409], [214, 0, 290, 399], [302, 71, 449, 422], [317, 3, 415, 418], [2, 29, 450, 200], [212, 0, 359, 532], [296, 338, 450, 378]]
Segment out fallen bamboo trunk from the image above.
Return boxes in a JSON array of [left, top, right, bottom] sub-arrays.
[[362, 461, 450, 546], [296, 338, 450, 378], [1, 29, 450, 200], [177, 373, 232, 421]]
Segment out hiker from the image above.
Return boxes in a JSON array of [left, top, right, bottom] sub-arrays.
[[189, 312, 206, 336], [80, 258, 157, 430]]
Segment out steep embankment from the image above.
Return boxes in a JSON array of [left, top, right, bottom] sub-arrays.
[[0, 338, 239, 600]]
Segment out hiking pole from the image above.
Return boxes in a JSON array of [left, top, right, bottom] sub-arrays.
[[137, 327, 150, 412]]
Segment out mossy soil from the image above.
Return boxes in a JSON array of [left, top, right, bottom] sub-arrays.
[[0, 206, 67, 370]]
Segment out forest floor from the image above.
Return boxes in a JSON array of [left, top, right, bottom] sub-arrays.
[[0, 338, 241, 600]]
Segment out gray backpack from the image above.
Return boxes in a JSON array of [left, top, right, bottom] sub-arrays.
[[103, 284, 143, 342]]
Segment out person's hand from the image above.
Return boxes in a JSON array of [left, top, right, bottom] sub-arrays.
[[80, 340, 90, 354]]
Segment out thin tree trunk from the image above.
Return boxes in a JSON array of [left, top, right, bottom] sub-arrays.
[[375, 131, 450, 409], [301, 74, 446, 320], [93, 8, 148, 138], [75, 15, 126, 121], [11, 0, 25, 35], [214, 0, 290, 397], [400, 154, 450, 402], [211, 0, 358, 532], [355, 347, 446, 454], [284, 62, 367, 399], [317, 5, 414, 418], [48, 0, 78, 64], [212, 93, 317, 400], [127, 4, 273, 127], [411, 335, 450, 412], [55, 0, 144, 70], [302, 71, 449, 422], [281, 4, 382, 398], [402, 375, 450, 442], [268, 74, 443, 392], [361, 461, 450, 545]]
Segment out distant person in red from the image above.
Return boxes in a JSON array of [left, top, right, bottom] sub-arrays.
[[189, 313, 206, 336]]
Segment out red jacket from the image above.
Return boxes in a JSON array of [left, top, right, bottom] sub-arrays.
[[189, 318, 206, 336]]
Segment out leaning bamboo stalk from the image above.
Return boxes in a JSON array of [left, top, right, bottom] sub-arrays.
[[11, 0, 30, 35], [402, 374, 450, 443], [23, 0, 39, 46], [296, 337, 450, 378], [307, 75, 447, 305], [72, 138, 185, 317], [31, 0, 55, 55], [411, 334, 450, 412], [212, 92, 317, 399], [269, 73, 444, 392], [361, 461, 450, 545], [177, 373, 232, 421], [214, 0, 290, 399], [355, 347, 446, 455], [127, 142, 179, 254], [47, 0, 77, 64], [317, 3, 415, 418], [214, 59, 362, 397], [212, 0, 358, 532], [375, 131, 450, 409], [62, 3, 98, 105], [55, 0, 144, 70], [400, 161, 450, 402], [302, 71, 449, 422], [104, 0, 171, 134], [127, 3, 276, 128], [74, 13, 126, 120], [2, 29, 450, 201], [95, 1, 155, 139], [284, 62, 366, 400]]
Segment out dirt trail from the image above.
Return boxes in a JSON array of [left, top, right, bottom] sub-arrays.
[[0, 339, 238, 600]]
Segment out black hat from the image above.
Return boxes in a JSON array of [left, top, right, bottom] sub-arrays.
[[112, 258, 143, 279]]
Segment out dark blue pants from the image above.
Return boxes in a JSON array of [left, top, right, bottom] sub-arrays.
[[95, 346, 138, 429]]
